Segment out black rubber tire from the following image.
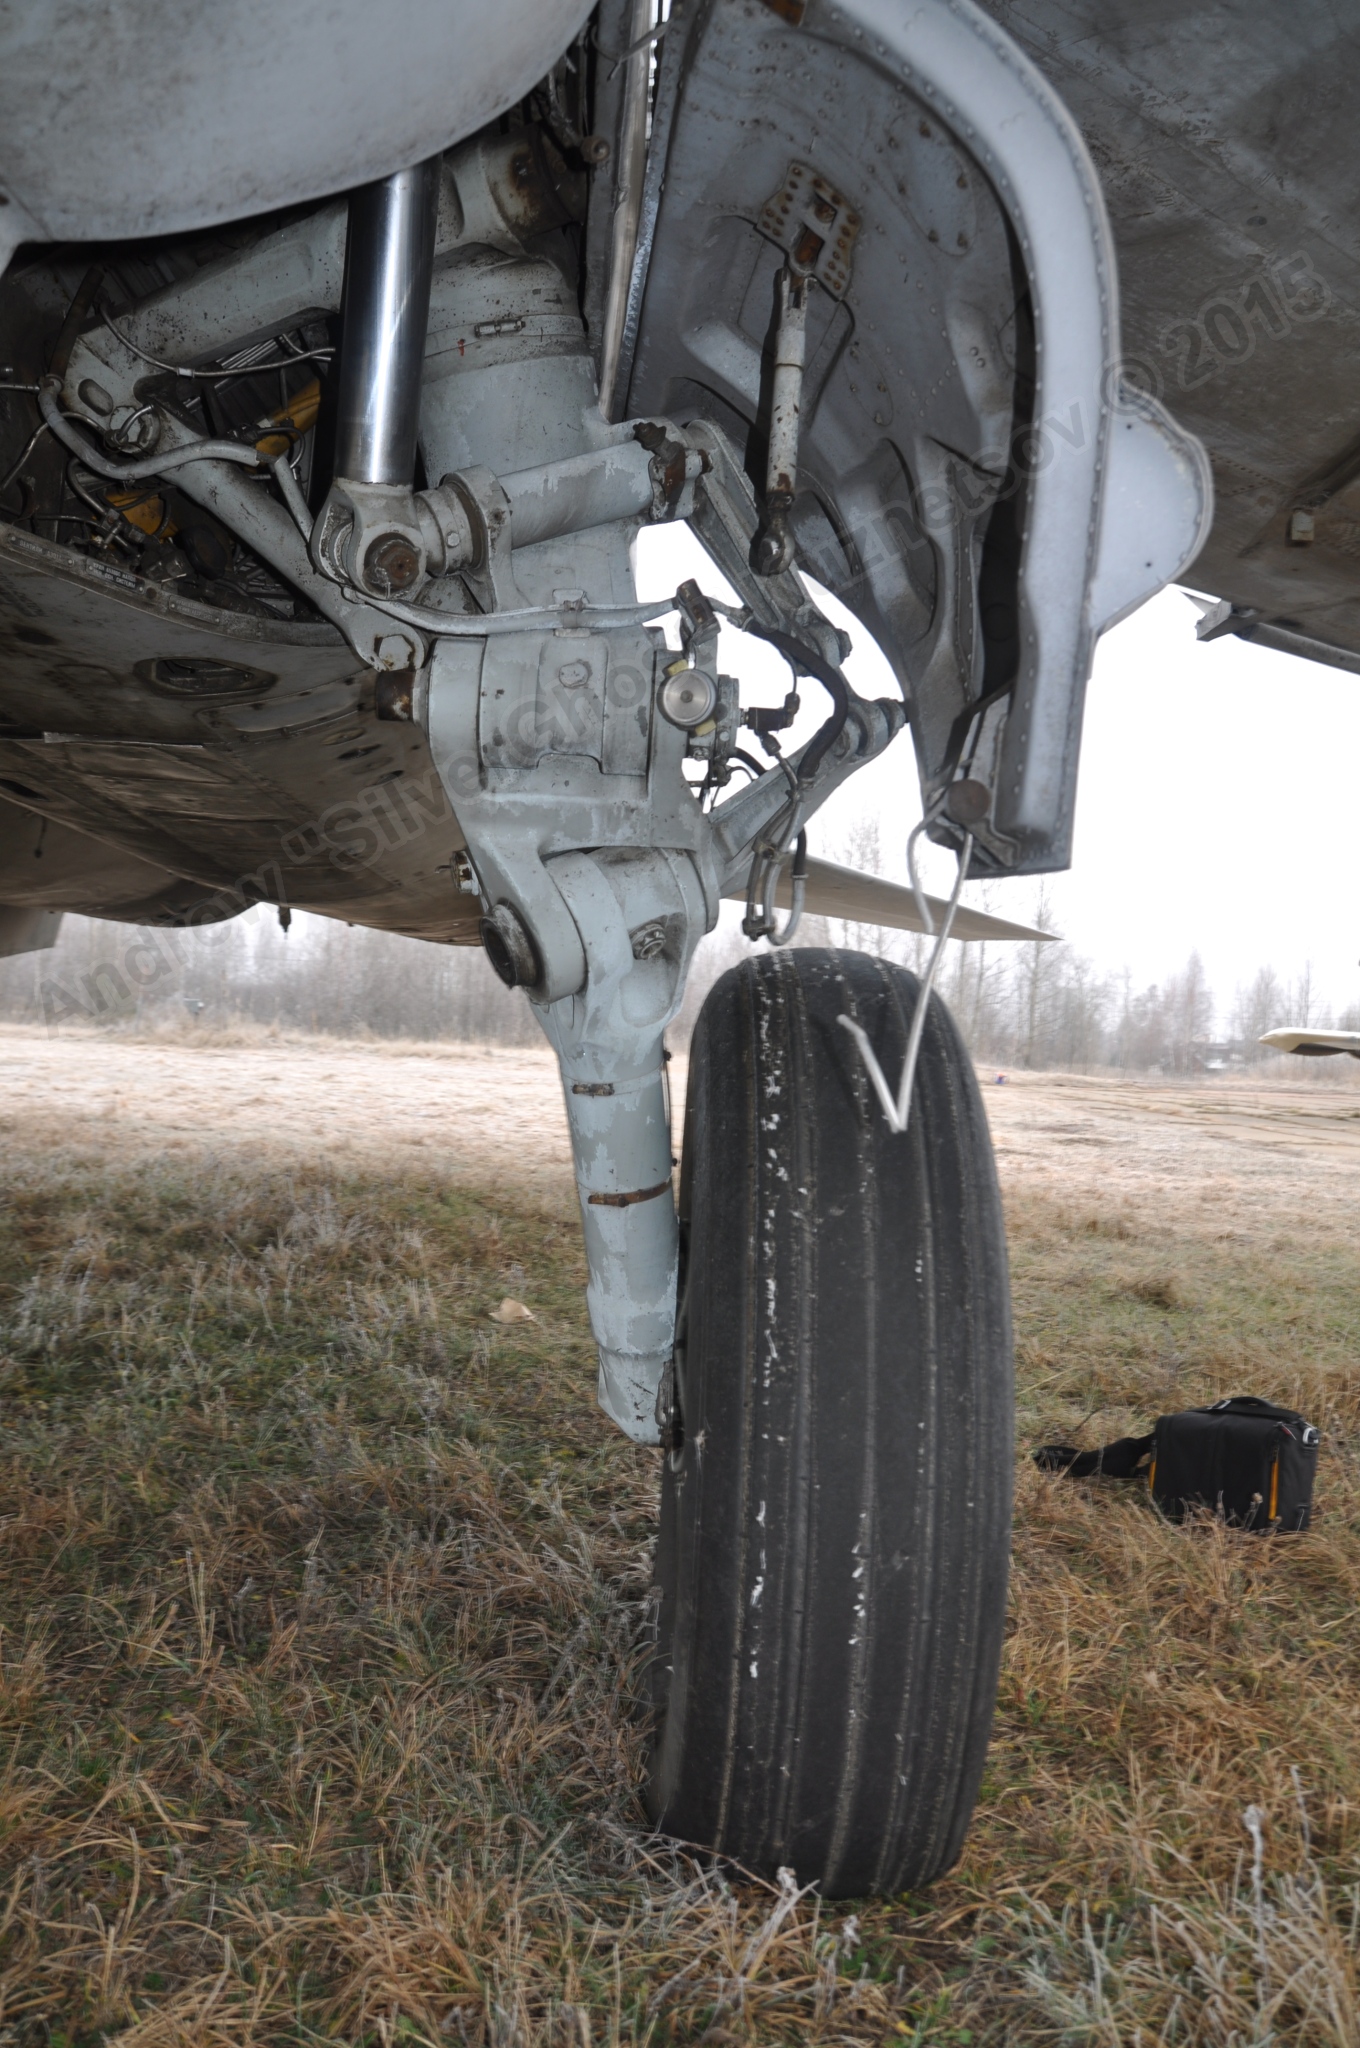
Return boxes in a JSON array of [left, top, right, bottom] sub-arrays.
[[647, 949, 1013, 1898]]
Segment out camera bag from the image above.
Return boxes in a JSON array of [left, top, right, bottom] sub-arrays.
[[1035, 1396, 1319, 1531]]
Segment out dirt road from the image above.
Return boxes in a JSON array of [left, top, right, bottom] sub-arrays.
[[3, 1023, 1358, 1234], [982, 1065, 1360, 1238]]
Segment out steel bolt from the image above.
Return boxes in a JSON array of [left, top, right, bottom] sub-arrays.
[[362, 531, 422, 594], [944, 777, 992, 826], [374, 669, 416, 721]]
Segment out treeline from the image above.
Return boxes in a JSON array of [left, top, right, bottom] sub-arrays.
[[675, 909, 1350, 1074], [0, 844, 1353, 1074], [932, 923, 1355, 1072], [787, 818, 1358, 1073], [0, 905, 542, 1046]]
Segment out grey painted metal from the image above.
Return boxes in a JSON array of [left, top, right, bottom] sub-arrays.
[[539, 849, 708, 1441], [336, 161, 441, 488], [425, 624, 697, 1438], [0, 795, 249, 928], [499, 440, 657, 550], [422, 251, 608, 485], [412, 206, 902, 1436], [977, 1, 1360, 676], [1196, 601, 1360, 679], [0, 906, 62, 959], [57, 137, 623, 636], [415, 236, 698, 1437], [626, 0, 1209, 873], [0, 0, 590, 250], [423, 589, 901, 1441], [708, 697, 907, 895], [85, 205, 350, 374], [68, 136, 564, 383], [1089, 388, 1212, 633], [165, 463, 422, 673], [0, 525, 476, 947], [745, 855, 1054, 944], [36, 381, 268, 481], [684, 421, 835, 640], [45, 0, 1209, 880], [612, 0, 688, 418], [309, 473, 436, 604], [753, 267, 810, 577]]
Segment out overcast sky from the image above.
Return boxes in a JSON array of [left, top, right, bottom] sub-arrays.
[[637, 529, 1360, 1027]]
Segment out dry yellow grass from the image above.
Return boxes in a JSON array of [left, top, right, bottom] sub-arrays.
[[0, 1043, 1356, 2042]]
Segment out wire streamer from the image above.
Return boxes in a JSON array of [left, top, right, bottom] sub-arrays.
[[837, 832, 974, 1135]]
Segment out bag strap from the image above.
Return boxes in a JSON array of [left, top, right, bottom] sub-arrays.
[[1034, 1432, 1155, 1480], [1203, 1396, 1306, 1427]]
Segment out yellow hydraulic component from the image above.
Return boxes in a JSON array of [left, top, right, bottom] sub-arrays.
[[255, 377, 321, 459], [106, 487, 173, 538], [103, 371, 321, 543]]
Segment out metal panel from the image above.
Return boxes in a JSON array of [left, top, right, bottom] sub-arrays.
[[627, 0, 1208, 872], [0, 904, 61, 958], [0, 526, 477, 941], [0, 0, 590, 254], [978, 0, 1360, 665]]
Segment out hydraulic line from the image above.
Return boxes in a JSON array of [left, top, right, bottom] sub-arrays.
[[745, 620, 853, 784], [37, 378, 265, 479]]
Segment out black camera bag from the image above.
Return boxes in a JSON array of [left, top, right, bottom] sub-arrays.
[[1035, 1396, 1319, 1531]]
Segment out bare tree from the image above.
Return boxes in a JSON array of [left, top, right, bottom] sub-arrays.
[[1015, 883, 1057, 1067], [1163, 950, 1215, 1070], [1231, 964, 1284, 1061]]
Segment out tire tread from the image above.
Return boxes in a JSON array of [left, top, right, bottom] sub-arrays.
[[648, 949, 1012, 1896]]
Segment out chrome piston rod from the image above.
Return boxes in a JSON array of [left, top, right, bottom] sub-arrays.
[[336, 157, 441, 486]]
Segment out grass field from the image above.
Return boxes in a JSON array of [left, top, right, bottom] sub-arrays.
[[0, 1042, 1357, 2043]]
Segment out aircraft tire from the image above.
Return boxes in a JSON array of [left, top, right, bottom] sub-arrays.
[[646, 948, 1013, 1897]]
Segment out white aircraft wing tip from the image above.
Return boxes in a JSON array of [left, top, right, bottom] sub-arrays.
[[1260, 1027, 1360, 1057]]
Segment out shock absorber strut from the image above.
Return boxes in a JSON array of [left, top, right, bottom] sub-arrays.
[[335, 160, 440, 490], [753, 263, 809, 578], [312, 156, 441, 604]]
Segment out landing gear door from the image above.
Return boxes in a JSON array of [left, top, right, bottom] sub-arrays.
[[622, 0, 1211, 874]]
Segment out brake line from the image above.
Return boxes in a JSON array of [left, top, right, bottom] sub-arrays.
[[37, 378, 266, 480], [744, 620, 853, 785]]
